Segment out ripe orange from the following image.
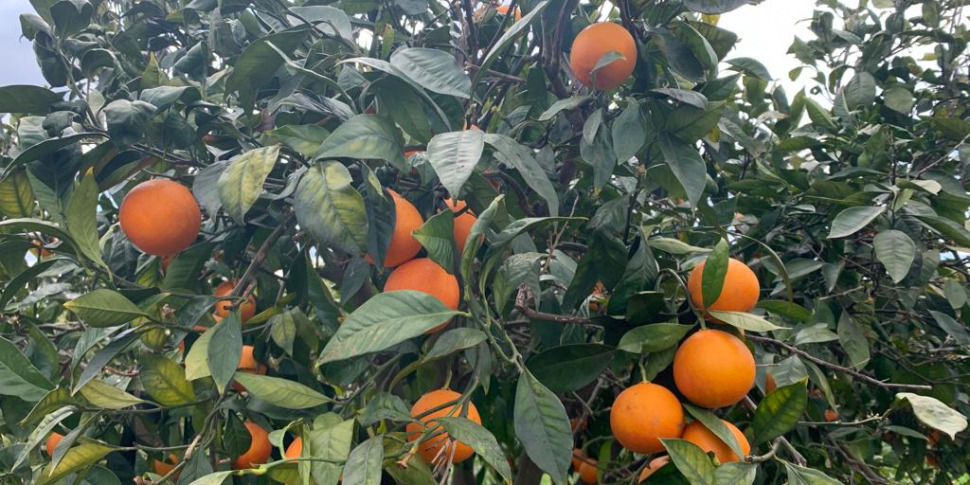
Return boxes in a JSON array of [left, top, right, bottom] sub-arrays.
[[577, 458, 598, 484], [232, 345, 268, 392], [285, 437, 302, 459], [406, 389, 481, 464], [444, 198, 479, 254], [681, 420, 750, 464], [119, 179, 201, 256], [45, 432, 64, 456], [824, 409, 838, 422], [928, 430, 942, 446], [610, 382, 685, 454], [231, 421, 272, 469], [153, 454, 180, 479], [213, 280, 257, 324], [637, 455, 670, 483], [569, 23, 637, 90], [687, 257, 760, 314], [380, 190, 424, 268], [30, 239, 55, 258], [384, 258, 459, 333], [571, 449, 587, 471], [764, 372, 777, 394], [673, 329, 755, 408]]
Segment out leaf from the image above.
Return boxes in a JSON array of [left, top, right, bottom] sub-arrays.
[[389, 48, 472, 99], [714, 461, 756, 485], [618, 324, 694, 354], [103, 99, 155, 147], [14, 405, 73, 470], [725, 57, 771, 80], [184, 471, 234, 485], [318, 290, 461, 363], [527, 344, 614, 393], [35, 443, 114, 485], [75, 329, 140, 392], [66, 169, 106, 269], [437, 417, 513, 482], [484, 134, 559, 216], [538, 96, 591, 121], [659, 134, 706, 207], [0, 336, 55, 401], [756, 301, 812, 322], [424, 328, 487, 361], [784, 462, 842, 485], [914, 215, 970, 247], [681, 0, 750, 14], [233, 373, 330, 409], [427, 129, 485, 197], [751, 380, 807, 445], [413, 210, 456, 274], [701, 239, 729, 308], [50, 0, 92, 36], [930, 310, 970, 345], [64, 289, 148, 327], [140, 354, 197, 406], [612, 99, 648, 162], [308, 419, 354, 485], [225, 29, 308, 97], [647, 237, 710, 254], [871, 229, 916, 283], [683, 404, 745, 463], [513, 371, 572, 484], [294, 162, 369, 255], [78, 379, 148, 409], [474, 1, 549, 88], [837, 313, 870, 369], [843, 72, 876, 108], [217, 146, 280, 223], [316, 115, 406, 170], [827, 206, 885, 238], [896, 393, 968, 440], [653, 88, 708, 109], [884, 86, 914, 113], [341, 437, 384, 485], [943, 279, 968, 309], [661, 439, 716, 485], [287, 6, 353, 40], [207, 314, 242, 394], [0, 85, 62, 114], [0, 168, 35, 218]]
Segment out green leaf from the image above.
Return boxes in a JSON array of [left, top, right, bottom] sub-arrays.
[[427, 129, 485, 197], [843, 72, 876, 108], [538, 96, 591, 121], [318, 290, 461, 363], [513, 371, 571, 484], [35, 443, 114, 485], [751, 380, 807, 445], [413, 210, 456, 274], [683, 404, 745, 463], [389, 48, 472, 98], [207, 314, 242, 394], [78, 379, 148, 409], [0, 85, 62, 115], [484, 134, 559, 216], [612, 98, 648, 163], [659, 134, 706, 207], [725, 57, 771, 80], [527, 344, 614, 393], [661, 439, 716, 485], [308, 418, 354, 484], [681, 0, 750, 14], [914, 215, 970, 247], [294, 162, 369, 255], [783, 462, 842, 485], [653, 88, 708, 109], [424, 328, 487, 362], [930, 310, 970, 345], [943, 279, 968, 309], [14, 405, 73, 470], [316, 115, 406, 170], [64, 289, 148, 327], [341, 436, 383, 485], [75, 329, 140, 392], [217, 145, 280, 223], [50, 0, 92, 36], [233, 373, 330, 409], [0, 259, 58, 312], [103, 99, 155, 147], [65, 169, 106, 269], [884, 86, 914, 113], [0, 168, 35, 218], [461, 195, 502, 286], [0, 336, 55, 401], [756, 301, 811, 322], [827, 206, 885, 238], [836, 313, 870, 369], [701, 239, 729, 308], [184, 471, 234, 485], [896, 393, 968, 440], [437, 417, 514, 482], [714, 462, 756, 485], [618, 324, 693, 354], [225, 28, 308, 97], [140, 354, 197, 406], [287, 6, 353, 40], [647, 237, 710, 254], [493, 252, 543, 315], [474, 1, 549, 88]]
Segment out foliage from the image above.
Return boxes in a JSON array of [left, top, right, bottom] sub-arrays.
[[0, 0, 969, 483]]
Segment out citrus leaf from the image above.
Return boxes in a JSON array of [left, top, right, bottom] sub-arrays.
[[872, 229, 916, 283], [217, 145, 280, 223], [751, 380, 807, 445], [294, 161, 369, 255], [413, 210, 456, 274], [0, 168, 35, 218], [308, 418, 354, 484], [426, 129, 485, 197], [484, 134, 560, 216], [827, 206, 885, 239], [513, 371, 571, 484], [684, 404, 746, 459], [659, 134, 706, 207], [341, 436, 383, 485], [185, 325, 214, 380], [390, 48, 472, 98], [0, 335, 55, 401], [0, 85, 63, 114], [474, 1, 549, 88], [207, 313, 242, 394], [78, 379, 148, 409], [233, 373, 331, 409], [13, 405, 73, 470], [527, 344, 614, 393], [140, 354, 197, 406], [784, 462, 841, 485], [701, 239, 730, 308], [896, 392, 968, 440], [184, 471, 234, 485], [424, 328, 487, 361], [661, 439, 716, 485], [64, 289, 149, 327], [437, 417, 513, 483], [708, 311, 788, 331], [316, 115, 406, 171], [36, 443, 114, 485]]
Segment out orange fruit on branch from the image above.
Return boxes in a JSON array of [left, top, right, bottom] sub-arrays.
[[444, 198, 479, 254], [379, 190, 424, 268], [213, 280, 257, 324], [569, 22, 637, 90], [687, 257, 760, 314], [231, 421, 272, 469], [232, 345, 268, 392], [45, 432, 64, 456], [637, 455, 671, 482], [406, 389, 481, 464], [577, 458, 598, 483], [119, 179, 201, 256], [673, 329, 755, 408], [609, 382, 685, 454], [681, 419, 750, 464], [384, 258, 459, 333], [153, 454, 181, 479]]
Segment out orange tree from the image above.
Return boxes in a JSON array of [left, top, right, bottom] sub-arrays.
[[0, 0, 969, 483]]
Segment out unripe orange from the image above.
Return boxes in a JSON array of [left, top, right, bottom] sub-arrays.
[[610, 382, 685, 454], [569, 23, 637, 90], [673, 329, 755, 408], [119, 179, 201, 256]]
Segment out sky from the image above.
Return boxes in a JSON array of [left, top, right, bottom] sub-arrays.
[[0, 0, 815, 90]]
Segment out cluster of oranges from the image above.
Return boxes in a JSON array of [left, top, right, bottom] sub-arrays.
[[572, 256, 761, 483]]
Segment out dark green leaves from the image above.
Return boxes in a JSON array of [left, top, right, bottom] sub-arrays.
[[50, 0, 92, 36], [103, 100, 155, 147], [389, 48, 472, 98], [873, 230, 916, 283], [427, 129, 485, 196], [437, 417, 513, 482], [225, 28, 308, 98], [413, 210, 456, 274], [207, 314, 242, 394], [701, 239, 729, 308], [662, 439, 716, 485], [681, 0, 751, 14], [0, 85, 62, 114], [64, 289, 148, 327], [828, 206, 885, 238], [65, 169, 106, 268], [0, 336, 55, 401], [140, 355, 197, 406], [659, 134, 706, 207], [316, 115, 406, 170], [318, 290, 461, 363], [218, 145, 280, 223], [484, 134, 560, 216], [751, 380, 807, 445], [527, 344, 614, 393], [294, 162, 369, 255], [514, 371, 571, 484], [342, 437, 383, 485], [618, 324, 693, 354]]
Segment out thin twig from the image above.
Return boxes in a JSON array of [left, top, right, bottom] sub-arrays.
[[513, 284, 601, 327]]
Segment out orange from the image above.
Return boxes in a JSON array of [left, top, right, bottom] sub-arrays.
[[384, 258, 459, 333], [571, 449, 586, 471], [577, 459, 598, 484], [30, 239, 55, 258], [569, 23, 637, 90], [231, 421, 272, 469], [681, 420, 750, 464], [161, 255, 173, 273], [232, 345, 268, 392], [119, 179, 201, 256], [610, 382, 685, 454], [379, 190, 424, 268], [824, 409, 838, 422], [45, 432, 64, 456], [406, 389, 481, 464], [153, 454, 180, 479], [570, 417, 588, 433], [637, 455, 670, 482], [764, 372, 777, 394], [928, 430, 942, 446], [213, 280, 257, 324], [285, 437, 302, 459], [444, 198, 479, 254], [673, 329, 755, 408], [687, 258, 760, 314]]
